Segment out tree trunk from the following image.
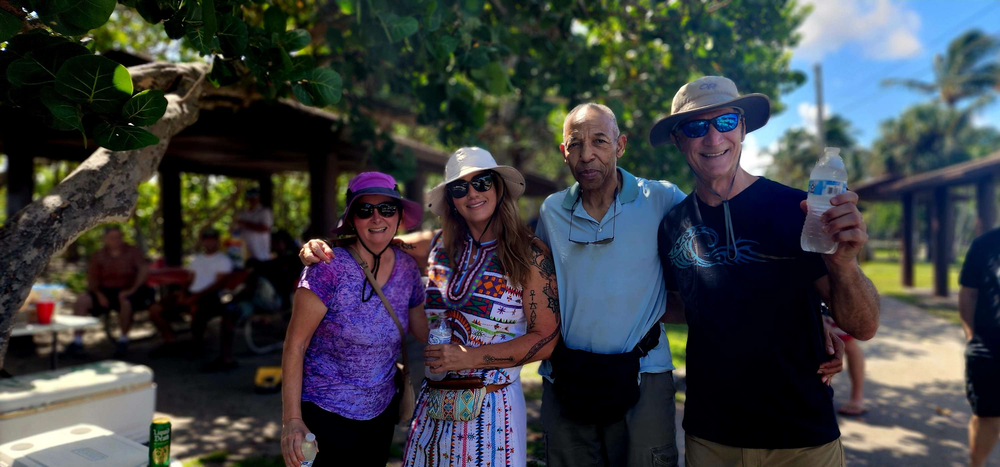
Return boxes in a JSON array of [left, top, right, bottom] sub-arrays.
[[0, 62, 209, 367]]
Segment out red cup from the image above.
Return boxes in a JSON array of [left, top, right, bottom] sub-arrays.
[[35, 302, 54, 324]]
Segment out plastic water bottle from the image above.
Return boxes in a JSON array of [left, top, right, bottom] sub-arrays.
[[425, 314, 451, 382], [299, 432, 317, 466], [801, 147, 848, 254]]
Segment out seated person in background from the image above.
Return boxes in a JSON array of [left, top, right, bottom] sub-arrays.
[[68, 225, 154, 359], [148, 229, 233, 364]]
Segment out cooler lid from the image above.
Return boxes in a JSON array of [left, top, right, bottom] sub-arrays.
[[0, 424, 147, 467], [0, 360, 154, 414]]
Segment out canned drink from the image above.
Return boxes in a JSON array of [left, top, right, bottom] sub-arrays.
[[149, 417, 171, 467]]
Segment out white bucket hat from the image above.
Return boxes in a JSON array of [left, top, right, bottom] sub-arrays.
[[426, 147, 526, 217], [649, 76, 771, 147]]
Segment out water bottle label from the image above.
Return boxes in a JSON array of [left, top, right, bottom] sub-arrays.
[[808, 180, 846, 196], [300, 461, 314, 467]]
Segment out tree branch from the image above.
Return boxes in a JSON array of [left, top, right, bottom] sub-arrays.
[[0, 62, 209, 367]]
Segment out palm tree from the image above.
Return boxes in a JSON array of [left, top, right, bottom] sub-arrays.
[[765, 115, 869, 189], [870, 102, 980, 176], [883, 29, 999, 108]]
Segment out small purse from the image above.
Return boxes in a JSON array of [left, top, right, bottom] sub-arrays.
[[425, 377, 488, 422], [346, 248, 415, 425]]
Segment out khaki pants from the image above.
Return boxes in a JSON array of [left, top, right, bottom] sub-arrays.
[[685, 434, 845, 467]]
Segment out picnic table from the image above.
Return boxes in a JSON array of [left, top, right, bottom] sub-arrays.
[[11, 315, 101, 370]]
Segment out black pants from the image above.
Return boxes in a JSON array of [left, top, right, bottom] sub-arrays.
[[301, 399, 398, 466]]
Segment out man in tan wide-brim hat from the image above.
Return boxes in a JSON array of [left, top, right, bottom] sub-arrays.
[[651, 76, 881, 466]]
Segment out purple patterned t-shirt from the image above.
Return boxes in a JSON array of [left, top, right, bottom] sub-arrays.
[[297, 246, 425, 420]]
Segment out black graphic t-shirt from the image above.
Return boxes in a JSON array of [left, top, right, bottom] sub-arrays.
[[961, 227, 1000, 358], [657, 177, 839, 449]]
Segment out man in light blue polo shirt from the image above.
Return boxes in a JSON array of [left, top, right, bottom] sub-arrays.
[[535, 103, 685, 467]]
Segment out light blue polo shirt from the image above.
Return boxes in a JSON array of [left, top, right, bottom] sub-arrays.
[[535, 168, 686, 379]]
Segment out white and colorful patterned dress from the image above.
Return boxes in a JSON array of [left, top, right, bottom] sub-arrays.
[[403, 233, 527, 467]]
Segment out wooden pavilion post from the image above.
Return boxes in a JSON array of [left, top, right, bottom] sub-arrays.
[[924, 198, 934, 262], [931, 186, 950, 297], [901, 192, 914, 288], [258, 175, 274, 211], [160, 164, 183, 266], [308, 152, 339, 235], [977, 174, 996, 236], [5, 153, 33, 219]]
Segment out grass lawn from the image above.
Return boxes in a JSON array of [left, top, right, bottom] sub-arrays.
[[860, 258, 963, 325]]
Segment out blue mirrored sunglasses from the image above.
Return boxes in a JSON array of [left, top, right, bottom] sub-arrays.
[[676, 112, 742, 138]]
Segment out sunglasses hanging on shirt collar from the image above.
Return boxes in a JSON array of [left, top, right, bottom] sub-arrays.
[[568, 189, 617, 245]]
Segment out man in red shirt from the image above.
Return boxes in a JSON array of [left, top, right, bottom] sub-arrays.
[[67, 226, 153, 358]]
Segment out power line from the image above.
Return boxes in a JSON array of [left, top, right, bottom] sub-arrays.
[[837, 22, 1000, 114], [835, 0, 1000, 96]]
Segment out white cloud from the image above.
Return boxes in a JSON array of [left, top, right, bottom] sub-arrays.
[[740, 134, 773, 176], [972, 112, 989, 128], [797, 102, 833, 135], [795, 0, 922, 61]]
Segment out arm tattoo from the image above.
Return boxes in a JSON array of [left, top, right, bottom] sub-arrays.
[[513, 326, 560, 367], [528, 290, 538, 330], [528, 242, 557, 281], [483, 354, 514, 366], [397, 242, 416, 250], [513, 241, 563, 367]]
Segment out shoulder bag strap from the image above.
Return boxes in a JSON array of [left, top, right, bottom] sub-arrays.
[[346, 247, 408, 356]]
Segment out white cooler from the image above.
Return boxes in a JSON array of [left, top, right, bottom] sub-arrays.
[[0, 424, 181, 467], [0, 361, 156, 443]]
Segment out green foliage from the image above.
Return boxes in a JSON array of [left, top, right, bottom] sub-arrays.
[[55, 55, 133, 113], [0, 10, 22, 42], [863, 203, 902, 240], [308, 0, 808, 187], [121, 90, 168, 126], [35, 0, 118, 36], [1, 0, 340, 152], [92, 121, 159, 150], [292, 68, 342, 106], [869, 102, 992, 176]]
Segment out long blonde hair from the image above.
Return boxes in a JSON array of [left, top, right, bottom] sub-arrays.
[[440, 173, 535, 288]]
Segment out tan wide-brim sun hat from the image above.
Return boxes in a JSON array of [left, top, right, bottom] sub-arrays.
[[649, 76, 772, 147], [426, 147, 526, 217]]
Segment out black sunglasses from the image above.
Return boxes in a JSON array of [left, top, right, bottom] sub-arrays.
[[568, 190, 616, 245], [676, 112, 742, 138], [353, 202, 399, 219], [446, 171, 495, 199]]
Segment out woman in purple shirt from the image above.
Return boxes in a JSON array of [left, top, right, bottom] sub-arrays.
[[280, 172, 428, 467]]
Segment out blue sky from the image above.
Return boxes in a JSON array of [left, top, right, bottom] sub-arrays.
[[742, 0, 1000, 175]]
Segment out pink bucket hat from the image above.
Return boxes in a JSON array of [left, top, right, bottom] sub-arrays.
[[334, 172, 423, 234]]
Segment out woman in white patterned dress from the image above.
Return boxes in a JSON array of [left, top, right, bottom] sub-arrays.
[[402, 148, 561, 467]]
